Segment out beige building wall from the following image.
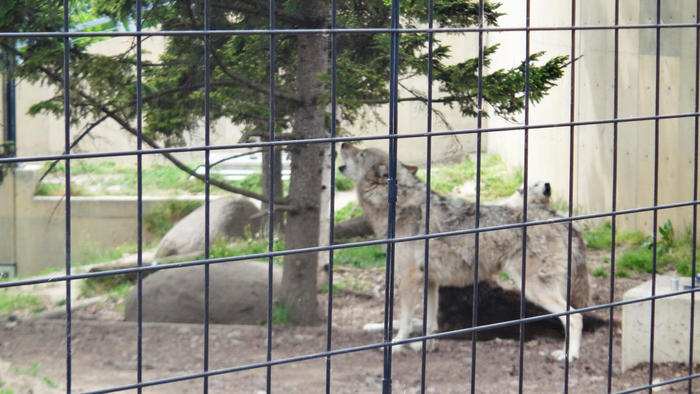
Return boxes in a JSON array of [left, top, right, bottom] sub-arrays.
[[487, 1, 698, 234]]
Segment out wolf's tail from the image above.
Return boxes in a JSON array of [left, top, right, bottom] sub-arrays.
[[571, 230, 591, 308]]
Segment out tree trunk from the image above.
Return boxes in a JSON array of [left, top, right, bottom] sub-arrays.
[[261, 148, 285, 236], [280, 10, 329, 325]]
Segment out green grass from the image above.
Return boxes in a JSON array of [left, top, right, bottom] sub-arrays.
[[334, 244, 386, 269], [610, 221, 699, 277], [13, 363, 58, 389], [335, 170, 354, 191], [208, 238, 285, 265], [75, 240, 157, 267], [0, 291, 42, 315], [415, 154, 523, 200], [615, 269, 631, 278], [617, 246, 657, 274], [319, 276, 370, 294], [41, 160, 289, 197], [583, 221, 646, 250], [208, 237, 384, 269], [271, 302, 291, 325], [334, 201, 362, 223], [591, 267, 608, 278], [79, 273, 134, 300], [143, 199, 203, 237], [416, 156, 475, 195]]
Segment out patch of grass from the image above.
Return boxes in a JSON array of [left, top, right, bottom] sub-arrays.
[[615, 269, 631, 278], [614, 220, 698, 277], [0, 291, 42, 315], [334, 244, 386, 269], [479, 156, 523, 200], [335, 170, 354, 191], [617, 247, 656, 274], [592, 268, 608, 278], [324, 277, 369, 293], [79, 273, 134, 299], [583, 221, 646, 250], [143, 199, 203, 237], [47, 160, 123, 176], [498, 271, 510, 281], [209, 238, 285, 265], [417, 157, 476, 195], [334, 201, 362, 223], [13, 363, 58, 389], [415, 154, 523, 200], [271, 302, 291, 326], [75, 241, 157, 267], [617, 229, 647, 245], [584, 222, 613, 250], [34, 182, 89, 196]]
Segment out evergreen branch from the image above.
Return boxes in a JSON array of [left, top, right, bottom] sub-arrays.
[[210, 49, 300, 104], [1, 42, 290, 206]]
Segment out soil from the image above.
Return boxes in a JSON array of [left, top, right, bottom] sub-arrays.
[[0, 251, 696, 393]]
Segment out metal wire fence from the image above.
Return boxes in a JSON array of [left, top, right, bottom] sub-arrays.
[[0, 0, 698, 393]]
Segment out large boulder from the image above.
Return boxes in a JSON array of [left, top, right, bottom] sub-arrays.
[[124, 261, 281, 324], [155, 197, 260, 259]]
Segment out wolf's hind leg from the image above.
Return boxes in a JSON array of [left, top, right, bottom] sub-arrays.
[[410, 281, 439, 352], [524, 281, 582, 362], [393, 277, 419, 353]]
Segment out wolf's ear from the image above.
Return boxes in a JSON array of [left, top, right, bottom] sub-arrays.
[[403, 164, 418, 175], [371, 163, 389, 182]]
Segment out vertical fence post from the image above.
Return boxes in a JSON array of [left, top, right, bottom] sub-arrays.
[[61, 1, 72, 392], [518, 1, 532, 392], [135, 0, 144, 392]]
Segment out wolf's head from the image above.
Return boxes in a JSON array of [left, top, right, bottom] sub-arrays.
[[515, 181, 552, 206], [338, 143, 417, 186]]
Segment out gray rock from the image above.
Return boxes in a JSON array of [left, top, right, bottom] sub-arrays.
[[155, 197, 260, 259], [124, 261, 281, 324]]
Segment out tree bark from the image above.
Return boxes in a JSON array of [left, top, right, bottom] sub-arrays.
[[261, 148, 285, 235], [280, 8, 329, 325]]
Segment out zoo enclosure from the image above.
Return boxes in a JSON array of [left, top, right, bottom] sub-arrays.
[[0, 0, 699, 393]]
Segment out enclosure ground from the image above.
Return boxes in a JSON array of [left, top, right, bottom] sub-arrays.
[[0, 266, 696, 393]]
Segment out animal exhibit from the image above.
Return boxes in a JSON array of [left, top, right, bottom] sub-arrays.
[[339, 143, 590, 361]]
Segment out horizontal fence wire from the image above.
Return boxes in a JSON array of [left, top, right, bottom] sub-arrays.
[[3, 111, 700, 165], [2, 22, 700, 39], [1, 199, 699, 290], [2, 2, 699, 393]]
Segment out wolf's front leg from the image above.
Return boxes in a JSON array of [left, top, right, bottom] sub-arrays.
[[392, 278, 419, 353]]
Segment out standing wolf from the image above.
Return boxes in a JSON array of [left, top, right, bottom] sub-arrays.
[[339, 143, 589, 361]]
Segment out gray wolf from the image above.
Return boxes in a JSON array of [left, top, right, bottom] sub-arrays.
[[338, 143, 589, 361]]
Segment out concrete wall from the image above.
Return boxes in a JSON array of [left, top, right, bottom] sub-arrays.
[[487, 1, 698, 234], [1, 164, 213, 276]]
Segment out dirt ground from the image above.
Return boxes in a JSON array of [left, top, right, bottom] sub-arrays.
[[0, 254, 696, 393]]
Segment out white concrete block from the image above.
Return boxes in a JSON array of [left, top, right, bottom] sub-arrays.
[[622, 275, 700, 371]]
